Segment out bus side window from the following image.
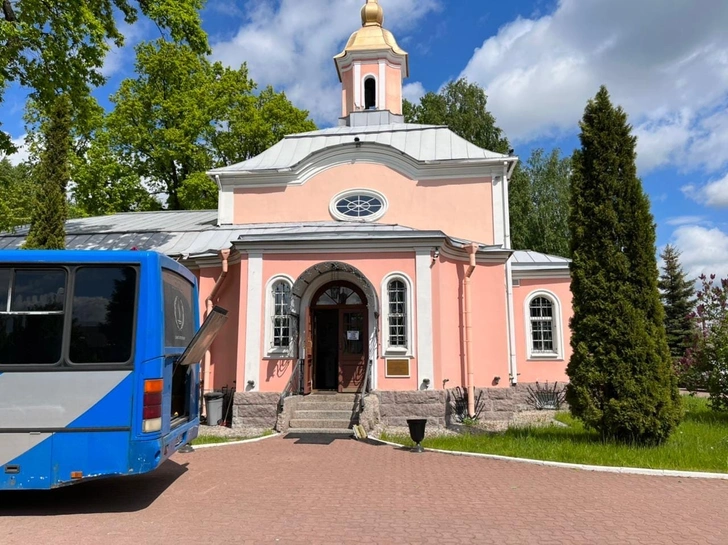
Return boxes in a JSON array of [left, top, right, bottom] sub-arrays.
[[0, 268, 66, 365], [163, 270, 194, 348], [70, 267, 137, 364]]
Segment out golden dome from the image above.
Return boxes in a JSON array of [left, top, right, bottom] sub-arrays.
[[361, 0, 384, 27]]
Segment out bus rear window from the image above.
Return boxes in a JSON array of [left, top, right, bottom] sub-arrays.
[[0, 268, 66, 365], [70, 267, 137, 364], [163, 270, 194, 347]]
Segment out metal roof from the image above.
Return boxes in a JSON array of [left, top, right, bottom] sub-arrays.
[[208, 124, 510, 175], [0, 211, 437, 258], [511, 250, 570, 269]]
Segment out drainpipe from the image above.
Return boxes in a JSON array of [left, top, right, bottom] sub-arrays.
[[502, 161, 518, 385], [203, 248, 230, 393], [463, 242, 478, 418]]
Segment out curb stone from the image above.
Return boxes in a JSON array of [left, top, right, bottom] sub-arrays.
[[368, 436, 728, 480]]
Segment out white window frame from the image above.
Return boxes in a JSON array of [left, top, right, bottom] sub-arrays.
[[524, 290, 564, 360], [264, 274, 295, 359], [381, 272, 414, 358], [329, 188, 389, 223]]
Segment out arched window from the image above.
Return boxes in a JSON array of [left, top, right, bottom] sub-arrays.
[[266, 278, 294, 357], [525, 291, 563, 359], [387, 280, 407, 348], [381, 273, 413, 356], [364, 77, 377, 110]]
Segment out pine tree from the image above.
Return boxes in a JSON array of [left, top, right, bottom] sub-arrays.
[[566, 86, 681, 445], [658, 245, 695, 360], [25, 95, 72, 250]]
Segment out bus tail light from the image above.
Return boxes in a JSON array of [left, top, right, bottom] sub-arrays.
[[143, 379, 163, 433]]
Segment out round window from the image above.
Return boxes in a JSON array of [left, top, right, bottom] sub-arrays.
[[330, 189, 388, 222]]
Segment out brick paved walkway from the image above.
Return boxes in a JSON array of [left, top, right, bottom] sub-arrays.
[[1, 434, 727, 544]]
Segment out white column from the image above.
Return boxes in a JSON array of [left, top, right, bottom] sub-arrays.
[[378, 60, 386, 111], [354, 63, 362, 109], [218, 187, 234, 225], [415, 249, 434, 389], [492, 175, 504, 246], [244, 251, 263, 391]]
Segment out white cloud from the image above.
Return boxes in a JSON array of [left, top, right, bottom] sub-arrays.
[[210, 0, 440, 124], [665, 216, 707, 227], [0, 135, 30, 166], [671, 225, 728, 280], [681, 172, 728, 208], [402, 81, 426, 104], [459, 0, 728, 174]]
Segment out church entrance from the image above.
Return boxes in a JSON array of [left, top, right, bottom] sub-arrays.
[[307, 282, 368, 393]]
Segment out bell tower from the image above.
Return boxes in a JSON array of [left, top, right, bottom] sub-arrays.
[[334, 0, 409, 126]]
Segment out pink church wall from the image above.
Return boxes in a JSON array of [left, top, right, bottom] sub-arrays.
[[385, 64, 402, 115], [258, 252, 419, 392], [433, 256, 510, 390], [196, 262, 244, 391], [512, 277, 571, 384], [233, 163, 494, 245]]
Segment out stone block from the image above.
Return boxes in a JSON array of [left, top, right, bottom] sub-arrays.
[[234, 392, 279, 406], [375, 391, 395, 404], [382, 403, 445, 418]]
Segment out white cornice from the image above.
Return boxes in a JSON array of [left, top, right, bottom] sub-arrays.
[[335, 49, 408, 81], [512, 268, 571, 280], [215, 144, 514, 188]]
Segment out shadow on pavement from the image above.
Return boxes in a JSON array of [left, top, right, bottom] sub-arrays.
[[283, 433, 354, 445], [0, 459, 188, 516]]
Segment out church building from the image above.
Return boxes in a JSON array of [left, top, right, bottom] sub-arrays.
[[0, 0, 572, 431]]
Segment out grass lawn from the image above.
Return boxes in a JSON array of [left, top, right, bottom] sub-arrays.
[[191, 429, 274, 446], [381, 396, 728, 473]]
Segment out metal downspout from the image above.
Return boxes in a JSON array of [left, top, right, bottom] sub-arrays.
[[203, 248, 231, 393], [463, 243, 478, 418], [502, 161, 518, 385]]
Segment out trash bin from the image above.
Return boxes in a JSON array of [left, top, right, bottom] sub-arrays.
[[204, 392, 224, 426], [406, 418, 427, 453]]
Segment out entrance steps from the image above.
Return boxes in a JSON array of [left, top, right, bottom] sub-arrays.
[[287, 392, 360, 435]]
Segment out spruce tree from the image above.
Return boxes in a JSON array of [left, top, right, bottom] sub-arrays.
[[25, 95, 72, 250], [566, 86, 681, 445], [658, 245, 695, 360]]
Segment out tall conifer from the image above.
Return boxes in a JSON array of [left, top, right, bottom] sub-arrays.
[[566, 86, 681, 445], [25, 95, 72, 250], [658, 245, 695, 360]]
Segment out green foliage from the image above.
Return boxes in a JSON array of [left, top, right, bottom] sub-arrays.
[[659, 245, 695, 362], [0, 0, 209, 155], [566, 86, 681, 445], [178, 171, 218, 210], [404, 79, 571, 256], [680, 274, 728, 410], [521, 149, 571, 257], [0, 158, 35, 231], [381, 396, 728, 473], [25, 94, 72, 249], [90, 40, 316, 211], [403, 78, 509, 154]]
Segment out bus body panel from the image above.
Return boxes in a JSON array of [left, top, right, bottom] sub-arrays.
[[0, 250, 204, 490]]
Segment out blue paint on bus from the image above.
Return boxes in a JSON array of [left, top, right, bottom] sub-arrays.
[[0, 250, 210, 490]]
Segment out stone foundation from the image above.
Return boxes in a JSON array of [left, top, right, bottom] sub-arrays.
[[231, 383, 567, 431], [232, 392, 280, 429]]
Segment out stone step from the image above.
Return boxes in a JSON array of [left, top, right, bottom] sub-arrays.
[[289, 419, 354, 429], [296, 401, 359, 411], [285, 428, 354, 435], [293, 410, 357, 420], [305, 393, 360, 403]]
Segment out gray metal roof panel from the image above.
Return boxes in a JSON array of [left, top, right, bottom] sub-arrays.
[[208, 124, 510, 175], [511, 250, 570, 267]]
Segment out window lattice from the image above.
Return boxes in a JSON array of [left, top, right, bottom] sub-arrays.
[[530, 296, 554, 353], [272, 281, 291, 348], [387, 280, 407, 348]]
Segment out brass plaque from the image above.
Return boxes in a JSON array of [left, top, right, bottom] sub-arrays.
[[386, 359, 409, 377]]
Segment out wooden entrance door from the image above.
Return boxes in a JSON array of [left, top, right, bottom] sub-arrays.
[[310, 282, 368, 393]]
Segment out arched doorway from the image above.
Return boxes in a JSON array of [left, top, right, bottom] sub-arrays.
[[308, 281, 368, 393]]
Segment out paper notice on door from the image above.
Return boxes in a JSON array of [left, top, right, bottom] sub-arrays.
[[347, 330, 360, 340]]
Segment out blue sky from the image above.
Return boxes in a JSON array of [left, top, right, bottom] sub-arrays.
[[2, 0, 727, 278]]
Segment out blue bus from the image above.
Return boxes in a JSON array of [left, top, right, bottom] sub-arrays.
[[0, 250, 227, 490]]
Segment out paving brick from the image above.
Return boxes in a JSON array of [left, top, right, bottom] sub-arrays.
[[1, 436, 727, 544]]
